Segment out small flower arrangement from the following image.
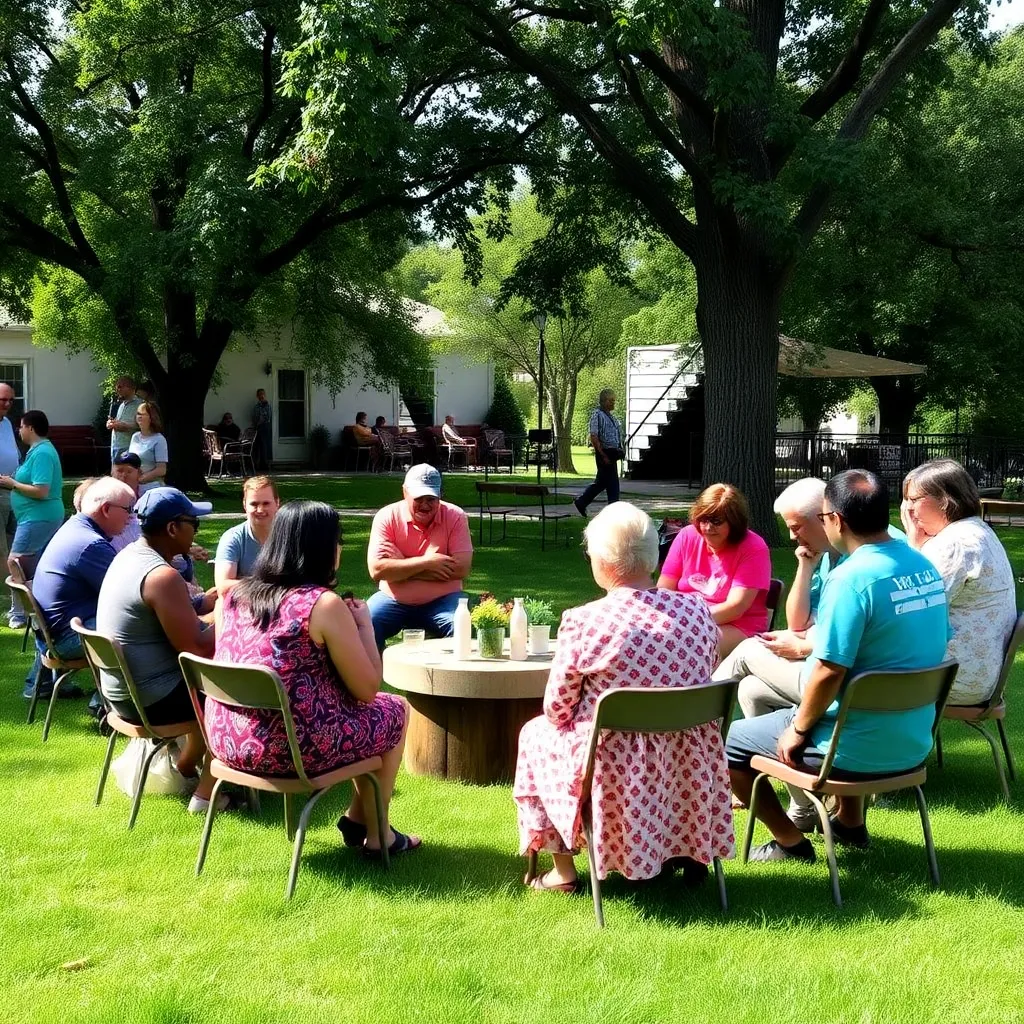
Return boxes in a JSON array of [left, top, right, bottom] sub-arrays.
[[1003, 477, 1023, 501], [470, 598, 510, 631], [523, 596, 556, 627]]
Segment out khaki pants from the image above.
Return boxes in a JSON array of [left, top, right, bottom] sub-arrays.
[[713, 637, 813, 812]]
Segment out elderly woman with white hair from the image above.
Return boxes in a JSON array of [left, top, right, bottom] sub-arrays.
[[513, 501, 734, 893]]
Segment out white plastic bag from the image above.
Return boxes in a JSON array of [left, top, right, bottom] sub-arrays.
[[111, 737, 190, 798]]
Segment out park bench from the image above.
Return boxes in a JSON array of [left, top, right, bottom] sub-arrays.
[[981, 498, 1024, 527], [475, 481, 572, 551]]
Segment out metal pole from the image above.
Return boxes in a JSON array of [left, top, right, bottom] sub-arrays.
[[537, 326, 545, 485]]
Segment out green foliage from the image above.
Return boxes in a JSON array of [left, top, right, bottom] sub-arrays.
[[470, 597, 510, 630], [484, 367, 526, 437], [522, 596, 556, 626], [309, 424, 331, 453]]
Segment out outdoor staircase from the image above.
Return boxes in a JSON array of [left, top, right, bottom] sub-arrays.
[[625, 345, 705, 482]]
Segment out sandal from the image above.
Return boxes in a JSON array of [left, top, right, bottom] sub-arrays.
[[362, 828, 422, 859], [336, 815, 368, 848], [527, 872, 578, 894]]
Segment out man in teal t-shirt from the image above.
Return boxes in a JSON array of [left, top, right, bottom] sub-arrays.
[[726, 469, 949, 865]]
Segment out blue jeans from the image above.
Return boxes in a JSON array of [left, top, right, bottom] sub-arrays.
[[27, 618, 92, 688], [577, 457, 620, 512], [366, 590, 465, 652]]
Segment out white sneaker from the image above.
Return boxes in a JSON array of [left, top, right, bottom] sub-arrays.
[[787, 807, 819, 833], [187, 791, 231, 814]]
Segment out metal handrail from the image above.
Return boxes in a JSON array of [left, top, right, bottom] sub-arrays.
[[625, 348, 700, 453]]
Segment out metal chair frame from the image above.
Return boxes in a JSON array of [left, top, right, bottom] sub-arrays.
[[741, 661, 959, 907], [7, 577, 88, 740], [179, 652, 390, 899], [766, 578, 785, 632], [935, 610, 1022, 803], [526, 678, 740, 927], [71, 617, 200, 828], [9, 555, 35, 653]]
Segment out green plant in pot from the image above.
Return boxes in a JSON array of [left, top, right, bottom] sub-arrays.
[[523, 596, 556, 655], [308, 423, 330, 469], [471, 598, 510, 659]]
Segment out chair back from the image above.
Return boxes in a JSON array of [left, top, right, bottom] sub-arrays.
[[766, 577, 785, 631], [70, 617, 160, 735], [811, 660, 959, 785], [202, 428, 221, 458], [9, 555, 29, 584], [984, 609, 1024, 711], [580, 679, 740, 797], [7, 559, 36, 625], [378, 429, 395, 454], [7, 576, 58, 654], [178, 652, 313, 785]]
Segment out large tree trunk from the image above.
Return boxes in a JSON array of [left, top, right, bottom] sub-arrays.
[[547, 378, 577, 475], [871, 375, 921, 439], [695, 254, 782, 544], [161, 360, 214, 492]]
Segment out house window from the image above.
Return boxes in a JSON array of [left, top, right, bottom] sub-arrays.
[[0, 362, 28, 423], [277, 369, 306, 440], [398, 371, 435, 427]]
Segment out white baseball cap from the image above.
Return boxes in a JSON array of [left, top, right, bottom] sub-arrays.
[[404, 464, 442, 498]]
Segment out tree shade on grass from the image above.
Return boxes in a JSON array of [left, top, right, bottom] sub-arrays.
[[1, 516, 1022, 1022]]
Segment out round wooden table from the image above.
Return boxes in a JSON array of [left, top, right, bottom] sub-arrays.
[[382, 637, 555, 785]]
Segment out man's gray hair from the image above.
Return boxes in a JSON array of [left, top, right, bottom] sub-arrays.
[[81, 477, 136, 517], [584, 501, 658, 579], [773, 477, 826, 519], [598, 388, 615, 404]]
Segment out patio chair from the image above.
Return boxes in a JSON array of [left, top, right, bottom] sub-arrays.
[[482, 429, 514, 473], [378, 429, 413, 473], [526, 678, 740, 927], [8, 577, 89, 741], [935, 610, 1023, 803], [741, 660, 959, 907], [71, 618, 200, 829], [178, 652, 390, 899], [766, 578, 785, 632], [9, 555, 35, 653], [223, 429, 256, 477]]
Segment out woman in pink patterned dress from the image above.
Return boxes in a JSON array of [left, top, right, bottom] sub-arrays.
[[514, 502, 734, 892], [206, 501, 420, 858]]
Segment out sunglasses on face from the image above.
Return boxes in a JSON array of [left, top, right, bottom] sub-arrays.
[[699, 516, 727, 527], [174, 516, 201, 529]]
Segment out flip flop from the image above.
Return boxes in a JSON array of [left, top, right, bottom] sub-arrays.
[[336, 815, 368, 848], [527, 873, 578, 894], [362, 828, 422, 859]]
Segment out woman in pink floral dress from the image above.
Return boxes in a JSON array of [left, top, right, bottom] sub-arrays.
[[514, 502, 734, 892], [206, 501, 420, 858]]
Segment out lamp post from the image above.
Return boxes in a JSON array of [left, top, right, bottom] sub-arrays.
[[533, 312, 547, 484]]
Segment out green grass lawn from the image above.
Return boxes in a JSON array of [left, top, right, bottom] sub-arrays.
[[2, 489, 1023, 1023]]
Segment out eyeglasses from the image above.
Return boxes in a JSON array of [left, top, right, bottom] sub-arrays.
[[816, 510, 841, 524], [174, 516, 201, 529], [109, 504, 135, 514], [698, 516, 727, 527]]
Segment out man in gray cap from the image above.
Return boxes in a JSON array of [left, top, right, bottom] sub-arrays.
[[366, 463, 473, 650]]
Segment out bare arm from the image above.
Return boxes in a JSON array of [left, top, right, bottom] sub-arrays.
[[786, 548, 822, 632], [310, 592, 382, 703], [709, 584, 758, 625], [656, 572, 680, 590], [108, 418, 137, 432], [590, 431, 608, 463], [139, 461, 167, 486], [368, 552, 456, 583], [777, 659, 846, 766], [214, 560, 242, 597], [143, 565, 215, 658], [0, 476, 49, 500]]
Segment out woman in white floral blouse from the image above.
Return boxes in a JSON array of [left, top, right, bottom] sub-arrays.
[[901, 459, 1016, 705]]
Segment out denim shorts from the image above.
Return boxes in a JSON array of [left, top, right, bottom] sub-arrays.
[[11, 518, 62, 558]]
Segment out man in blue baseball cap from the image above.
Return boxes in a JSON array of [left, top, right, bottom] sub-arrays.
[[366, 463, 473, 650], [96, 487, 222, 813]]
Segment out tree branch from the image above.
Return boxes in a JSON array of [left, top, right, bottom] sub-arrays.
[[799, 0, 891, 124], [633, 47, 715, 129], [511, 1, 597, 24], [242, 22, 276, 160], [0, 203, 98, 278]]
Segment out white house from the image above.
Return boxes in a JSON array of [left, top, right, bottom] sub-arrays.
[[0, 301, 494, 463]]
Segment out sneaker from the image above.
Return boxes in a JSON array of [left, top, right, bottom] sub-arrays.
[[748, 838, 816, 863], [824, 816, 870, 850], [8, 616, 28, 630], [572, 498, 588, 518], [187, 791, 232, 815], [22, 680, 84, 700], [788, 807, 819, 833]]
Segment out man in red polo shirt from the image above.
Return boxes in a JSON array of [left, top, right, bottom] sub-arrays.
[[366, 464, 473, 650]]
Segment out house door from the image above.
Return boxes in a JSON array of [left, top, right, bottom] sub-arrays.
[[275, 368, 308, 459]]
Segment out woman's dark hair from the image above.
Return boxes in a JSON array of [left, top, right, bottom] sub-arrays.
[[20, 409, 49, 436], [824, 469, 889, 535], [902, 458, 981, 523], [230, 501, 341, 630]]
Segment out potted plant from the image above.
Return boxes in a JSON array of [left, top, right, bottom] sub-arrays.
[[523, 597, 556, 655], [308, 423, 330, 470], [471, 598, 510, 659]]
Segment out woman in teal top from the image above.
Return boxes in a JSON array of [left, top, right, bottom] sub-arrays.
[[0, 409, 65, 575]]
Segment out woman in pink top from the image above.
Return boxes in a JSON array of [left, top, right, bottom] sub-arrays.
[[657, 483, 771, 657]]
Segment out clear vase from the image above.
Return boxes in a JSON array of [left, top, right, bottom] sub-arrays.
[[476, 627, 506, 660]]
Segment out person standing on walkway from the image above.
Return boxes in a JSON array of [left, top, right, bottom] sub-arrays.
[[573, 389, 622, 518], [0, 384, 20, 626], [252, 388, 273, 471]]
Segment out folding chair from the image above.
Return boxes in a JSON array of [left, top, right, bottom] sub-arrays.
[[179, 652, 390, 899], [71, 618, 200, 828], [742, 661, 959, 907], [766, 578, 785, 631], [527, 678, 740, 927], [936, 610, 1022, 803], [9, 555, 35, 653], [8, 577, 88, 740]]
